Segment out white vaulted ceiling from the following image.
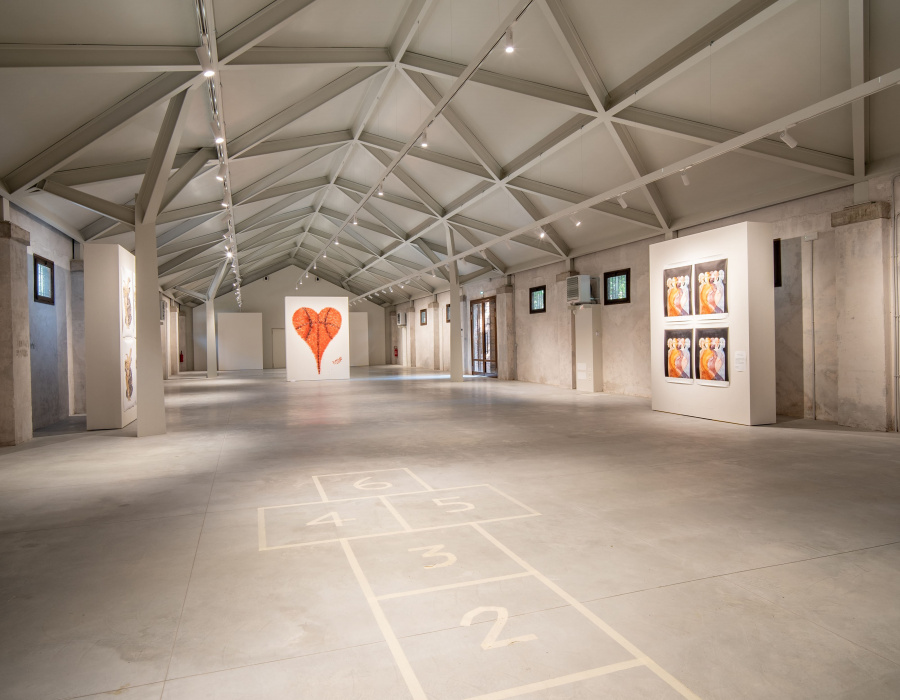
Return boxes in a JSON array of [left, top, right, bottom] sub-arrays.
[[1, 0, 898, 306]]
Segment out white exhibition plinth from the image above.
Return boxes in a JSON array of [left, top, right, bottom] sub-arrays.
[[217, 312, 263, 370], [84, 243, 137, 429], [649, 221, 776, 425], [284, 297, 350, 381]]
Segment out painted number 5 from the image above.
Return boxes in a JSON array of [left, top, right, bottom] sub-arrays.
[[353, 476, 392, 490], [460, 607, 537, 650], [432, 496, 474, 513], [409, 544, 457, 569]]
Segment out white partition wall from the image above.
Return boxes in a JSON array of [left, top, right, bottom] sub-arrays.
[[349, 312, 369, 367], [217, 313, 263, 370], [649, 222, 776, 425], [84, 243, 137, 429], [285, 297, 350, 381]]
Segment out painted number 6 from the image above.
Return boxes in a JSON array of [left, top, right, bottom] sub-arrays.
[[353, 476, 392, 490], [460, 606, 537, 650]]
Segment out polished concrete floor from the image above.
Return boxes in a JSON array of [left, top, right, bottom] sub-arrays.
[[1, 366, 899, 700]]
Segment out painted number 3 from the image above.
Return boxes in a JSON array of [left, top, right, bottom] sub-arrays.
[[409, 544, 457, 569], [460, 607, 537, 650]]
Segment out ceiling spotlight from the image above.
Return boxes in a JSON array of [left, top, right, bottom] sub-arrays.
[[389, 287, 393, 292], [570, 214, 581, 227], [504, 28, 514, 53], [306, 272, 309, 278], [352, 214, 358, 225], [314, 262, 317, 269], [400, 284, 404, 289], [418, 130, 428, 148], [538, 228, 545, 239], [378, 182, 384, 196], [617, 195, 628, 209], [680, 170, 691, 186], [779, 129, 798, 149], [214, 133, 225, 145], [226, 251, 233, 259], [196, 47, 215, 78], [221, 199, 228, 208], [216, 162, 227, 181], [334, 238, 339, 245], [323, 251, 327, 258]]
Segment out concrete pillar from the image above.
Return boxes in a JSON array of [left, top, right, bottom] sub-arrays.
[[445, 231, 464, 382], [70, 258, 86, 414], [495, 281, 516, 380], [206, 297, 217, 378], [134, 214, 167, 436], [0, 220, 33, 445], [831, 201, 892, 430], [429, 301, 440, 370]]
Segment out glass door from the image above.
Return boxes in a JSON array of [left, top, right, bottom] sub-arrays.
[[471, 297, 497, 376]]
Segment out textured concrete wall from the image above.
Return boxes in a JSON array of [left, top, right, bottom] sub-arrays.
[[774, 238, 803, 417], [513, 262, 570, 388], [413, 297, 434, 369], [0, 222, 33, 445], [70, 260, 85, 414]]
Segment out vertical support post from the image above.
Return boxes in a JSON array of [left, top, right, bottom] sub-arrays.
[[134, 201, 167, 436], [206, 296, 217, 378], [0, 217, 33, 446], [445, 226, 464, 382]]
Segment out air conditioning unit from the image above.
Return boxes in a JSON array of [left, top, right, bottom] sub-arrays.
[[566, 275, 598, 304], [397, 312, 407, 326]]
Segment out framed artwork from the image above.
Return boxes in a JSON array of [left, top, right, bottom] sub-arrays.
[[604, 269, 631, 305], [663, 265, 692, 317], [120, 267, 136, 338], [122, 338, 137, 410], [664, 328, 693, 383], [284, 297, 350, 381], [695, 327, 729, 386], [694, 259, 728, 316]]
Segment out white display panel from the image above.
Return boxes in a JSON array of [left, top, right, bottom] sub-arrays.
[[284, 297, 350, 381], [217, 313, 263, 370], [349, 312, 369, 367], [649, 222, 775, 426], [85, 243, 137, 429]]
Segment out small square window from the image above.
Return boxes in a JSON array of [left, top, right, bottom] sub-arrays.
[[33, 255, 54, 305], [420, 309, 427, 325], [529, 285, 546, 314], [603, 269, 630, 305], [446, 304, 451, 322]]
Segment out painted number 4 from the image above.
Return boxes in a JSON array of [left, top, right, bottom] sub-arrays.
[[306, 512, 355, 526], [460, 607, 537, 650]]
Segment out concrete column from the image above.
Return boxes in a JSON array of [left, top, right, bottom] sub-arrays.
[[0, 220, 33, 445], [134, 214, 167, 436], [206, 297, 218, 378], [445, 231, 464, 382], [556, 269, 576, 389], [429, 301, 440, 370], [70, 258, 86, 414], [495, 282, 516, 380], [832, 201, 892, 430]]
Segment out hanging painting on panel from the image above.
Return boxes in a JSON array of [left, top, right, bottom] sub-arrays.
[[120, 267, 136, 338], [695, 327, 729, 386], [694, 259, 728, 316], [663, 265, 692, 317], [122, 338, 137, 410], [664, 328, 693, 383], [284, 297, 350, 381]]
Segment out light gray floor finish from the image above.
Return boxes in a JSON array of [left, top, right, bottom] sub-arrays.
[[0, 366, 898, 699]]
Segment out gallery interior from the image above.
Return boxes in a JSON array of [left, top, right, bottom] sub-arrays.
[[1, 0, 899, 698]]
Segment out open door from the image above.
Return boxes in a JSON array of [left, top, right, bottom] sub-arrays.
[[471, 296, 497, 376]]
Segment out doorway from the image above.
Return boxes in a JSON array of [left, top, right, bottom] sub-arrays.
[[470, 296, 497, 376]]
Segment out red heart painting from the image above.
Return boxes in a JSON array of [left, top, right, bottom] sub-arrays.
[[292, 307, 342, 374]]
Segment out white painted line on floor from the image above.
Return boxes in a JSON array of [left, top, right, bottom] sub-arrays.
[[471, 524, 702, 700], [341, 539, 428, 700], [260, 488, 432, 510], [381, 495, 413, 531], [314, 467, 413, 478], [258, 514, 540, 551], [404, 467, 435, 491], [376, 572, 533, 601], [311, 475, 328, 502], [485, 484, 542, 516], [463, 659, 646, 700]]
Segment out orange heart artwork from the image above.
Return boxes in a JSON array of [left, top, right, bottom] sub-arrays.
[[292, 307, 342, 374]]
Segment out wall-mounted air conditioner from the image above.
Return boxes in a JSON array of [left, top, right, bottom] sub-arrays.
[[566, 275, 598, 304], [397, 312, 407, 326]]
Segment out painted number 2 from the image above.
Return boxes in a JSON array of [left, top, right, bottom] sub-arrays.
[[409, 544, 457, 569], [460, 607, 537, 650]]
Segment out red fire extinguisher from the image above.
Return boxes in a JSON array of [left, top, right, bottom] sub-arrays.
[[394, 346, 398, 358], [179, 351, 184, 364]]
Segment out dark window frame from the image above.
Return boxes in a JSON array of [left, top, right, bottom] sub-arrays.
[[774, 238, 782, 287], [420, 308, 427, 326], [603, 268, 631, 305], [445, 304, 451, 322], [529, 285, 547, 314], [33, 254, 55, 305]]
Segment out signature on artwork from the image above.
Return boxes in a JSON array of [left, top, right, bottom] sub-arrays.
[[333, 357, 342, 364]]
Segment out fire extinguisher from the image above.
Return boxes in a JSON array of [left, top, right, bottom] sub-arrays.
[[179, 351, 184, 364], [394, 346, 398, 358]]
